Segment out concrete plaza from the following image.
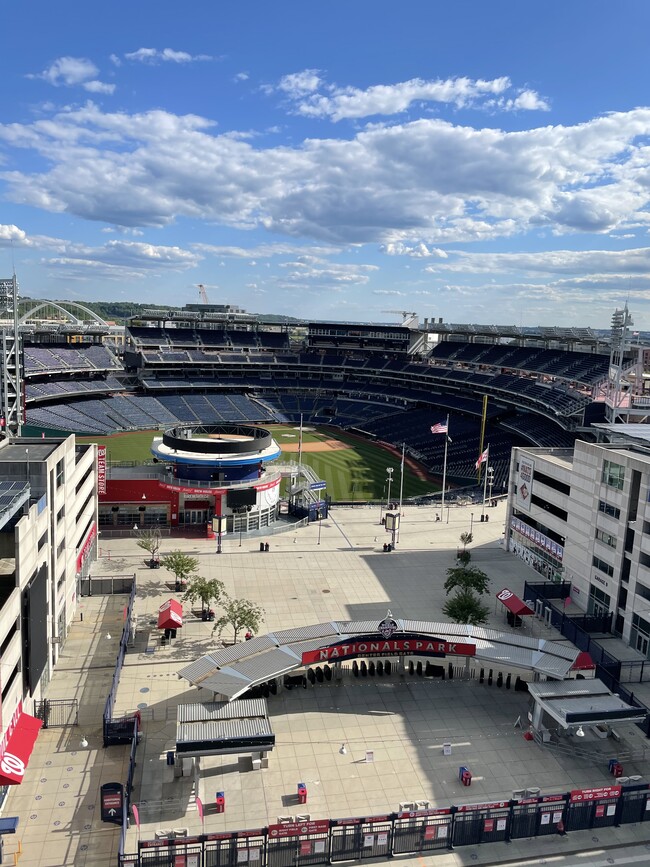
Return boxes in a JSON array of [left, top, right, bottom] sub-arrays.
[[3, 500, 650, 866]]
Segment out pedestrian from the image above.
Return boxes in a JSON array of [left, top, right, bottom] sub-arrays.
[[245, 630, 253, 640]]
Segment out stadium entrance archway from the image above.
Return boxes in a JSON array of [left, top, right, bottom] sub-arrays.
[[178, 612, 586, 701]]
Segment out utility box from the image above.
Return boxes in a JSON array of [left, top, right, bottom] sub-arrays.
[[297, 783, 307, 804], [215, 792, 225, 814], [459, 767, 472, 787]]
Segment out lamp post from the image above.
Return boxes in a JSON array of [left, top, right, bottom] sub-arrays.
[[470, 512, 474, 536], [317, 514, 322, 545], [386, 467, 394, 513]]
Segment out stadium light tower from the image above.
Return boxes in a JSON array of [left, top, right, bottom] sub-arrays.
[[0, 273, 23, 438], [386, 467, 394, 512]]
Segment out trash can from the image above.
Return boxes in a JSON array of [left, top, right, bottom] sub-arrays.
[[166, 751, 175, 766], [260, 542, 265, 552]]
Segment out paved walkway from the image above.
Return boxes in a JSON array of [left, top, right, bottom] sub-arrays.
[[3, 500, 650, 866]]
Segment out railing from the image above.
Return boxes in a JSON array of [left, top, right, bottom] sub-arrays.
[[162, 470, 282, 491], [103, 579, 137, 747], [119, 781, 650, 867]]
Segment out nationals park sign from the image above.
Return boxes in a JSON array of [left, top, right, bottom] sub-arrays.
[[301, 636, 476, 665]]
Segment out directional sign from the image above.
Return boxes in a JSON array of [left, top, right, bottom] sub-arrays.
[[101, 782, 124, 825], [310, 482, 326, 490]]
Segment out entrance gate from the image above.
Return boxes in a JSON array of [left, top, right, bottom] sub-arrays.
[[452, 802, 510, 847], [204, 831, 266, 867], [267, 820, 329, 867], [139, 839, 203, 866], [330, 816, 392, 862], [34, 698, 79, 728], [619, 786, 650, 824], [392, 808, 452, 853], [566, 787, 622, 832], [510, 795, 567, 838]]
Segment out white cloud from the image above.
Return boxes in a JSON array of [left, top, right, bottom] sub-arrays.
[[381, 241, 448, 258], [0, 224, 27, 244], [277, 70, 322, 97], [124, 48, 212, 64], [29, 57, 115, 94], [234, 72, 249, 82], [192, 242, 339, 258], [2, 103, 650, 247], [270, 73, 549, 121]]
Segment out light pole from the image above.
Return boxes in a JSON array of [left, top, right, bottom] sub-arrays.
[[386, 467, 394, 513], [317, 514, 322, 545], [470, 512, 474, 536]]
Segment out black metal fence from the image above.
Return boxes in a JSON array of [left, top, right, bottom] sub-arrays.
[[119, 784, 650, 867], [34, 698, 79, 728], [81, 574, 136, 596], [103, 579, 137, 747]]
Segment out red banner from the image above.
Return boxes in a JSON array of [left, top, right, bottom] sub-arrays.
[[570, 786, 621, 802], [301, 638, 475, 665], [76, 523, 97, 573], [268, 819, 330, 838]]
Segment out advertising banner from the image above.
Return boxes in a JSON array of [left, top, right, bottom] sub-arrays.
[[516, 456, 534, 513]]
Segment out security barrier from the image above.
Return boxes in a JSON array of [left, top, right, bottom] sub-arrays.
[[119, 782, 650, 866]]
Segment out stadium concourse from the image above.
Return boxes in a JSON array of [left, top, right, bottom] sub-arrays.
[[4, 500, 650, 867]]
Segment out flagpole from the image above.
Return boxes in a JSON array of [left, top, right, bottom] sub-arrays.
[[441, 414, 449, 522], [298, 412, 303, 468], [481, 444, 490, 519], [397, 443, 405, 543]]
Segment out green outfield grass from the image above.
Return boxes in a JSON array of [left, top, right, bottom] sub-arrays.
[[271, 424, 437, 501], [77, 425, 438, 501]]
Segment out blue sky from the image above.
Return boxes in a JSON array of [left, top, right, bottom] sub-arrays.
[[2, 1, 650, 327]]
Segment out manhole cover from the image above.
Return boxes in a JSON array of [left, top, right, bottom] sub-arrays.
[[322, 589, 330, 594]]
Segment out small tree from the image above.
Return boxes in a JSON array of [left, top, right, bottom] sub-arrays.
[[135, 528, 162, 561], [444, 564, 490, 597], [459, 531, 473, 551], [443, 590, 490, 625], [457, 549, 471, 567], [182, 577, 225, 612], [161, 551, 199, 589], [214, 596, 264, 644]]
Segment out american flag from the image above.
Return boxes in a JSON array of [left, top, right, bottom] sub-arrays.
[[475, 447, 489, 470], [430, 422, 448, 435]]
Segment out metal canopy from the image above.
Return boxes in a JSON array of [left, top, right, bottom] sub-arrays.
[[176, 699, 275, 758], [528, 679, 646, 729], [178, 619, 584, 701]]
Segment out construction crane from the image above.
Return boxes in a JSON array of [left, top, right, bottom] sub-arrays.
[[198, 284, 210, 304], [382, 309, 418, 327]]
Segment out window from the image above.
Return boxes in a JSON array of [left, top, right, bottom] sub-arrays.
[[37, 531, 48, 551], [57, 505, 65, 524], [602, 460, 625, 490], [56, 458, 65, 489], [532, 470, 570, 496], [57, 538, 65, 558], [598, 500, 620, 520], [595, 528, 617, 549], [592, 555, 614, 578]]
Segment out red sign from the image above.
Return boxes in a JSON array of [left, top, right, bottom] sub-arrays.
[[268, 820, 330, 838], [97, 445, 106, 495], [483, 819, 495, 832], [0, 711, 43, 785], [423, 825, 437, 840], [103, 792, 122, 810], [456, 801, 509, 812], [302, 638, 475, 664], [570, 786, 621, 803], [397, 808, 450, 819], [76, 523, 97, 573], [595, 805, 605, 818], [159, 478, 280, 496]]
